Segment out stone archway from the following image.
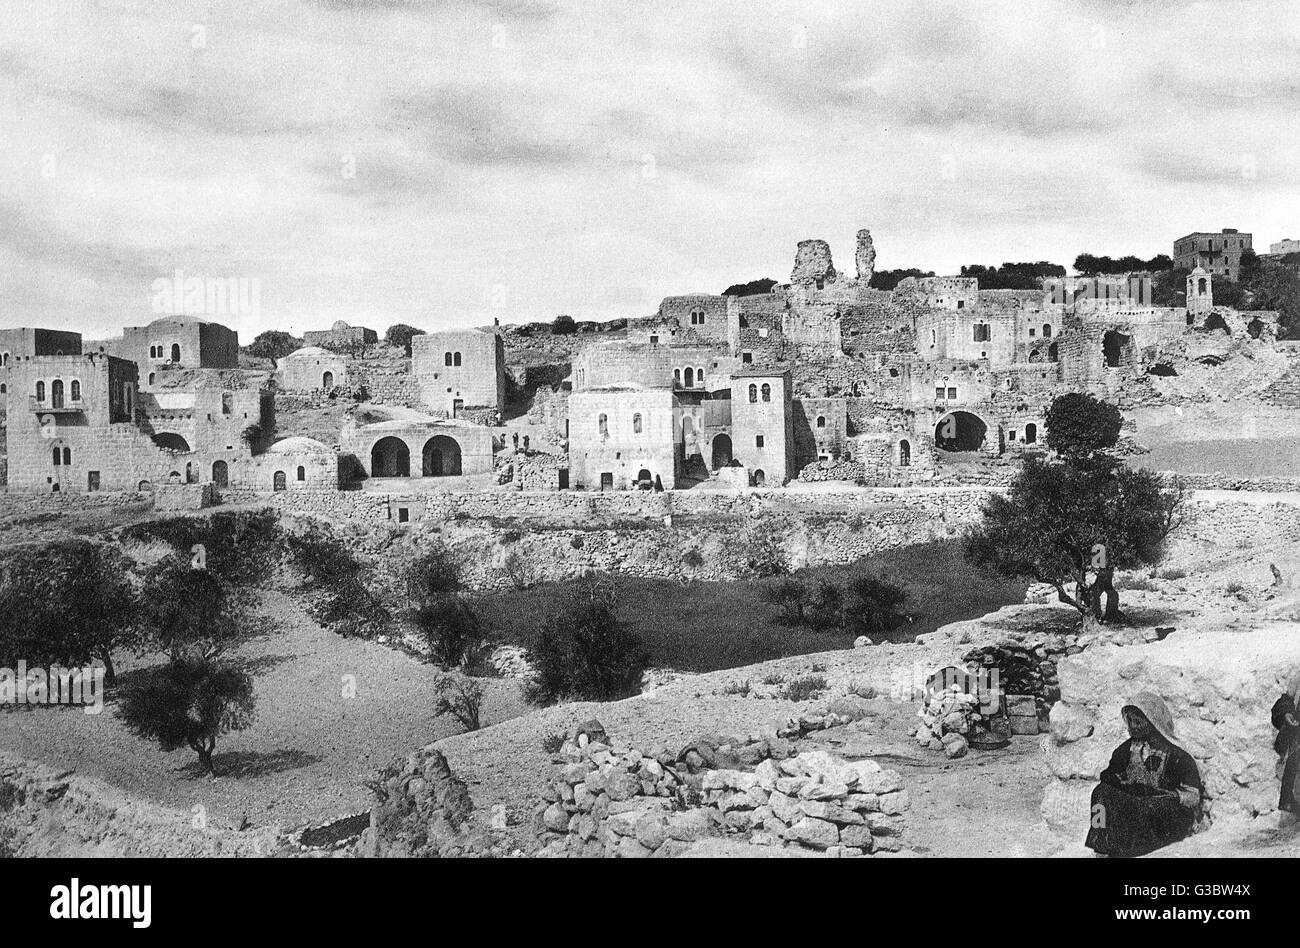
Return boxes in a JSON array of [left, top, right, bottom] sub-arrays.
[[152, 432, 191, 452], [322, 371, 334, 389], [371, 436, 411, 477], [212, 460, 229, 487], [421, 435, 462, 476], [934, 411, 988, 452], [711, 433, 733, 470]]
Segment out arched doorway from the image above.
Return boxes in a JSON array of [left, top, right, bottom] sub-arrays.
[[1103, 330, 1130, 368], [170, 343, 181, 362], [371, 437, 411, 477], [1023, 423, 1037, 444], [898, 439, 911, 466], [711, 433, 733, 470], [421, 435, 462, 476], [51, 379, 64, 408], [322, 371, 334, 389], [185, 462, 196, 483], [753, 469, 766, 487], [934, 411, 988, 452], [636, 468, 652, 489], [273, 470, 286, 491], [212, 460, 228, 487]]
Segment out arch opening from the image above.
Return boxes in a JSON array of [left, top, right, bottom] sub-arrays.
[[711, 433, 733, 470], [421, 435, 462, 477], [152, 432, 191, 453], [371, 436, 411, 477], [212, 460, 229, 487], [934, 411, 988, 452]]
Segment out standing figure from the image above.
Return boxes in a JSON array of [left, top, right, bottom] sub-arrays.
[[1271, 675, 1300, 825], [1085, 693, 1202, 857]]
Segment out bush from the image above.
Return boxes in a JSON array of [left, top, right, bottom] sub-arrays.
[[551, 314, 577, 335], [121, 510, 283, 585], [285, 523, 389, 637], [526, 588, 649, 704], [416, 597, 490, 671], [783, 675, 828, 702], [137, 554, 241, 661], [844, 573, 909, 637], [385, 323, 426, 356], [541, 733, 565, 755], [432, 674, 485, 732], [762, 579, 812, 625]]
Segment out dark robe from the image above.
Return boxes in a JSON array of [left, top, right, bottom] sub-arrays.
[[1271, 693, 1300, 814], [1084, 738, 1202, 857]]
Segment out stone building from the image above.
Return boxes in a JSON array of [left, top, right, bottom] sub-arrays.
[[303, 320, 378, 350], [411, 329, 506, 416], [730, 368, 794, 486], [342, 417, 495, 488], [568, 386, 678, 491], [0, 327, 84, 400], [116, 315, 239, 389], [1173, 229, 1252, 280], [278, 346, 347, 391]]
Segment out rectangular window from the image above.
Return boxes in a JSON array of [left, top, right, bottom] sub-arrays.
[[935, 387, 945, 399], [972, 324, 990, 342], [398, 507, 409, 523], [742, 352, 753, 364], [755, 435, 765, 448], [87, 471, 100, 492], [947, 387, 958, 399]]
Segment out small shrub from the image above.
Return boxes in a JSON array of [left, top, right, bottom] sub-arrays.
[[783, 674, 828, 702], [432, 674, 485, 732], [722, 679, 752, 697], [501, 549, 537, 590], [844, 573, 909, 637], [810, 662, 826, 673], [569, 536, 585, 550], [526, 587, 649, 705], [1159, 567, 1188, 581], [541, 733, 565, 755], [1117, 575, 1157, 592], [761, 673, 785, 685], [682, 548, 704, 569], [415, 597, 491, 671], [762, 579, 812, 626], [847, 680, 877, 700]]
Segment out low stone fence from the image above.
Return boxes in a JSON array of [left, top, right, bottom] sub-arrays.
[[535, 724, 909, 857]]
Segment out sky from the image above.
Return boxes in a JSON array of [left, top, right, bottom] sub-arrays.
[[0, 0, 1297, 341]]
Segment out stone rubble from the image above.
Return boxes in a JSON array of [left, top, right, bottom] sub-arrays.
[[534, 720, 909, 858]]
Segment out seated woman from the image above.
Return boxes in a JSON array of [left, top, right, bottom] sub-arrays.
[[1085, 693, 1203, 857], [1270, 675, 1300, 826]]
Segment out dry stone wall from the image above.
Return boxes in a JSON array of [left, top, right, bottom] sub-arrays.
[[535, 724, 909, 857]]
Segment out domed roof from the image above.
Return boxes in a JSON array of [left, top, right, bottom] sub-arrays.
[[283, 346, 332, 359], [267, 436, 332, 455]]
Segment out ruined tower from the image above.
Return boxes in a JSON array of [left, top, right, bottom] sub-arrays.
[[1187, 265, 1213, 316], [855, 229, 876, 284], [791, 239, 837, 287]]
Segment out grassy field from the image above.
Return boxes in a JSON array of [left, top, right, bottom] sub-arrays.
[[473, 540, 1029, 673]]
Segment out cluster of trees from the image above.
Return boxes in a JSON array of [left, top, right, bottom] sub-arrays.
[[1073, 253, 1174, 275], [868, 268, 935, 291], [0, 539, 258, 777], [761, 572, 909, 638], [723, 278, 777, 297], [959, 261, 1066, 289], [964, 393, 1184, 624], [385, 323, 426, 355], [244, 330, 303, 362]]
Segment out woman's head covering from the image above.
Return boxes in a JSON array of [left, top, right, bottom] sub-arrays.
[[1122, 692, 1182, 751], [1288, 672, 1300, 705]]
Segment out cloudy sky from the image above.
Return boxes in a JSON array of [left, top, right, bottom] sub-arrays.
[[1, 0, 1297, 340]]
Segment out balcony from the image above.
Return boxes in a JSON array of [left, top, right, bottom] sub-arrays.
[[29, 396, 83, 414]]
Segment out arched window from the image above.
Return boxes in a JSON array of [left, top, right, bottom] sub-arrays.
[[62, 447, 71, 466], [748, 384, 757, 403], [674, 368, 682, 386], [761, 383, 771, 402], [51, 379, 64, 408], [697, 367, 705, 385], [297, 465, 306, 481], [1042, 324, 1052, 338], [444, 352, 453, 366], [816, 415, 826, 428], [598, 413, 608, 436], [633, 413, 643, 434], [52, 446, 61, 466], [171, 343, 181, 362], [70, 380, 80, 401], [222, 392, 233, 414], [684, 367, 694, 387], [36, 381, 45, 401], [453, 352, 462, 366], [899, 439, 911, 466], [273, 471, 286, 491]]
